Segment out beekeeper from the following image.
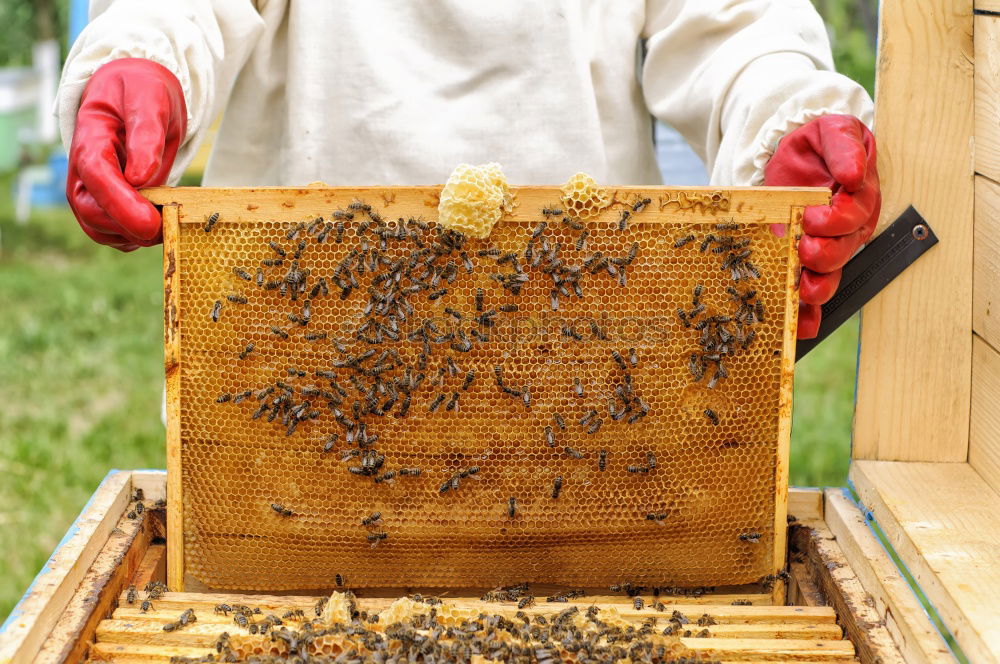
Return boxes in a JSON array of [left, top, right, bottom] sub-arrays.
[[56, 1, 879, 339]]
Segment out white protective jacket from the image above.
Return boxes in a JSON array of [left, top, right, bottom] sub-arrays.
[[56, 0, 873, 188]]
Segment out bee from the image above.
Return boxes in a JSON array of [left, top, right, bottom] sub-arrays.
[[216, 393, 232, 403], [586, 418, 603, 434], [126, 584, 137, 604], [646, 512, 668, 525], [507, 497, 517, 518], [673, 234, 695, 249], [553, 413, 566, 431], [544, 426, 555, 447], [270, 326, 289, 339], [233, 267, 253, 282], [461, 370, 475, 391], [542, 207, 562, 217], [271, 503, 293, 517], [552, 476, 563, 499], [238, 342, 255, 360], [233, 613, 249, 629], [628, 348, 639, 367], [140, 599, 152, 612], [618, 209, 630, 231], [361, 511, 382, 526], [646, 452, 656, 469], [126, 510, 137, 519], [697, 613, 718, 626], [715, 221, 739, 231], [226, 294, 247, 305], [428, 393, 445, 412], [576, 230, 589, 251], [522, 390, 531, 408], [445, 392, 460, 411], [564, 446, 584, 459], [399, 467, 421, 476], [731, 599, 752, 606], [210, 300, 222, 322], [627, 465, 648, 474], [162, 621, 178, 632], [428, 288, 447, 301], [335, 573, 344, 587], [215, 604, 233, 616], [178, 608, 196, 626], [573, 378, 584, 397], [598, 449, 607, 471], [562, 216, 584, 231], [268, 241, 286, 257], [739, 532, 761, 543], [633, 597, 645, 610], [704, 408, 720, 425], [203, 212, 220, 232], [135, 501, 145, 515], [366, 532, 388, 547]]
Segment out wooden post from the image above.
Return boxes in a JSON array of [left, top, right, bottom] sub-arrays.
[[853, 0, 974, 461]]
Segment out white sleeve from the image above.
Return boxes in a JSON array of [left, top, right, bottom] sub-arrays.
[[641, 0, 874, 186], [55, 0, 265, 183]]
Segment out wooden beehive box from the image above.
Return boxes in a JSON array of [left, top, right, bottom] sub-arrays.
[[4, 0, 999, 661], [0, 471, 936, 664]]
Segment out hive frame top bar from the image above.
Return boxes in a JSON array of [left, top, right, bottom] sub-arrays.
[[143, 185, 830, 223]]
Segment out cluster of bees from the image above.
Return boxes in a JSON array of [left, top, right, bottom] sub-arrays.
[[125, 579, 166, 613], [202, 194, 770, 560], [213, 602, 308, 635], [124, 487, 164, 520], [171, 595, 720, 664], [674, 224, 768, 426]]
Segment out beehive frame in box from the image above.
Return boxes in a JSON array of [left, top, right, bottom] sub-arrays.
[[146, 185, 828, 598]]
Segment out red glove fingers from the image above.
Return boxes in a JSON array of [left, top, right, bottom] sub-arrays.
[[764, 114, 881, 339], [67, 58, 186, 250], [798, 303, 822, 339], [803, 184, 879, 237], [799, 268, 841, 306], [798, 228, 867, 274]]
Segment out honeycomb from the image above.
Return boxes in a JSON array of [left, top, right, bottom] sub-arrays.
[[170, 187, 800, 593], [560, 172, 612, 219], [437, 162, 516, 238]]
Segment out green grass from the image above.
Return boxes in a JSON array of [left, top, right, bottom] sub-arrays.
[[789, 317, 858, 486], [0, 194, 165, 622], [0, 194, 862, 621]]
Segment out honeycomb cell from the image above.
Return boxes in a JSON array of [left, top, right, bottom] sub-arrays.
[[174, 191, 795, 592]]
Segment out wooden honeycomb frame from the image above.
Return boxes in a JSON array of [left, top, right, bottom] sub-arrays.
[[146, 185, 827, 598]]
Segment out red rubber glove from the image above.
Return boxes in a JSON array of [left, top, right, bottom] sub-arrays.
[[764, 114, 881, 339], [67, 58, 187, 251]]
